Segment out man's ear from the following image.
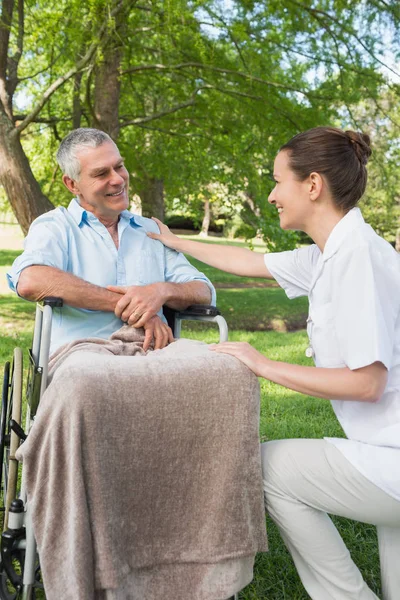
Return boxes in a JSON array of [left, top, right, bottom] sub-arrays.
[[62, 174, 80, 195], [309, 172, 323, 201]]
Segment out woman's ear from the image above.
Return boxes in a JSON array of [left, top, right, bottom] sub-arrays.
[[309, 171, 323, 201]]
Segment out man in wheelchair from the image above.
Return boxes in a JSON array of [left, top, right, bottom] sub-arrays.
[[3, 129, 267, 600], [8, 128, 215, 354]]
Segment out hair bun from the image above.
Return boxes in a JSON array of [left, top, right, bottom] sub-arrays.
[[345, 130, 371, 165]]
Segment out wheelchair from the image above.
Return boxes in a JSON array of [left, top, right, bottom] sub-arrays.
[[1, 298, 239, 600]]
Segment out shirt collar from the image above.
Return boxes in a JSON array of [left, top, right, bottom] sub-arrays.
[[68, 198, 86, 225], [322, 207, 365, 262], [67, 198, 143, 228]]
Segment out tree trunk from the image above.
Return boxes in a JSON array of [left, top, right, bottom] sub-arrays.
[[138, 178, 164, 221], [199, 198, 210, 237], [72, 71, 83, 129], [92, 2, 124, 141], [396, 227, 400, 253], [0, 113, 53, 234], [92, 53, 121, 140], [240, 190, 261, 230]]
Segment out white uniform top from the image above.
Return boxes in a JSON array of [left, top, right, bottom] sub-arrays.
[[264, 207, 400, 501]]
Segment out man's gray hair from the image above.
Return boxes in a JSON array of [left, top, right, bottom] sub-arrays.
[[56, 128, 114, 181]]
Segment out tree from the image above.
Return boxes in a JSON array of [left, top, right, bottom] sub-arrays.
[[0, 0, 126, 233], [350, 92, 400, 244], [1, 0, 399, 248]]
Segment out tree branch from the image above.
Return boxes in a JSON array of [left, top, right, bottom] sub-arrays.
[[121, 62, 330, 100], [201, 7, 249, 71], [0, 0, 14, 118], [12, 0, 125, 136], [17, 54, 63, 82], [194, 82, 265, 101], [119, 90, 201, 127], [7, 0, 24, 98], [270, 40, 389, 86], [13, 114, 71, 124], [0, 0, 13, 78], [372, 97, 400, 129], [286, 0, 400, 79], [134, 122, 209, 140], [85, 63, 96, 125]]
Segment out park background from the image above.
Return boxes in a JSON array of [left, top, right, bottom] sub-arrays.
[[1, 0, 400, 598]]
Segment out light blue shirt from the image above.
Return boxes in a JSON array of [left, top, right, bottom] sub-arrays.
[[7, 199, 215, 354]]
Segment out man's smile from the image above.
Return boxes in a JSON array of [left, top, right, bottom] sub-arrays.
[[106, 186, 125, 197]]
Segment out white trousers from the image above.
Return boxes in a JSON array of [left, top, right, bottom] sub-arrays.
[[261, 439, 400, 600]]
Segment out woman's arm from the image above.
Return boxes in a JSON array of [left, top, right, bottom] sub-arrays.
[[147, 218, 274, 279], [209, 342, 388, 403]]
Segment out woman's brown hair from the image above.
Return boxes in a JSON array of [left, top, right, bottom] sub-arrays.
[[280, 126, 372, 212]]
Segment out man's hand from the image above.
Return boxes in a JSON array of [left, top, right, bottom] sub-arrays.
[[143, 315, 174, 351], [107, 283, 166, 327]]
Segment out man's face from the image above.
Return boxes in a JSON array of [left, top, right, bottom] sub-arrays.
[[64, 141, 129, 222]]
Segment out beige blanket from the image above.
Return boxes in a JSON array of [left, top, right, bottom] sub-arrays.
[[17, 326, 267, 600]]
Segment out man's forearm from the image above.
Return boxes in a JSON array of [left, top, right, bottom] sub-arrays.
[[163, 281, 212, 310], [17, 266, 120, 311], [18, 267, 212, 314]]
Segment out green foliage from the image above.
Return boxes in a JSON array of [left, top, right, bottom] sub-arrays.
[[353, 94, 400, 242], [0, 250, 21, 267], [223, 213, 257, 240], [3, 0, 400, 245]]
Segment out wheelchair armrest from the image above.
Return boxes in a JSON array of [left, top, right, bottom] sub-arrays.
[[42, 297, 63, 308], [177, 304, 221, 318], [163, 305, 228, 342]]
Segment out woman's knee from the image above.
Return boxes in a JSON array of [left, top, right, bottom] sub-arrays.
[[261, 438, 323, 503], [261, 440, 296, 500]]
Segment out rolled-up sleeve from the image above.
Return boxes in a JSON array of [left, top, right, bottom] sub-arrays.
[[164, 247, 216, 305], [7, 216, 68, 293], [264, 245, 320, 299]]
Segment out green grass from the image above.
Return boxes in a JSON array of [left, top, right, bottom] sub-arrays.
[[0, 295, 35, 366], [0, 244, 382, 599], [182, 288, 308, 333], [0, 250, 21, 266], [189, 259, 269, 285]]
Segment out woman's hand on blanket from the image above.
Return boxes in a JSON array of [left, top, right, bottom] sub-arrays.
[[107, 283, 165, 326], [209, 342, 266, 376], [143, 315, 174, 351], [146, 218, 182, 250]]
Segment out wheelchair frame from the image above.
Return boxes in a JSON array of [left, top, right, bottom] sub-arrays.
[[1, 299, 239, 600]]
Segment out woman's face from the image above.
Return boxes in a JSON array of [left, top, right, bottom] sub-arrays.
[[268, 151, 312, 231]]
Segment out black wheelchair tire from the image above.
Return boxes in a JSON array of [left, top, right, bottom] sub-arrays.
[[0, 363, 10, 511], [3, 350, 23, 532], [0, 548, 43, 600]]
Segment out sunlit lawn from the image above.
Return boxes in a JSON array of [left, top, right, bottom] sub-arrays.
[[0, 242, 381, 599]]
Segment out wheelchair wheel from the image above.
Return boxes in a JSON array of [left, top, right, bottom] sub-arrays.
[[0, 543, 43, 599], [0, 363, 10, 513], [1, 350, 23, 531]]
